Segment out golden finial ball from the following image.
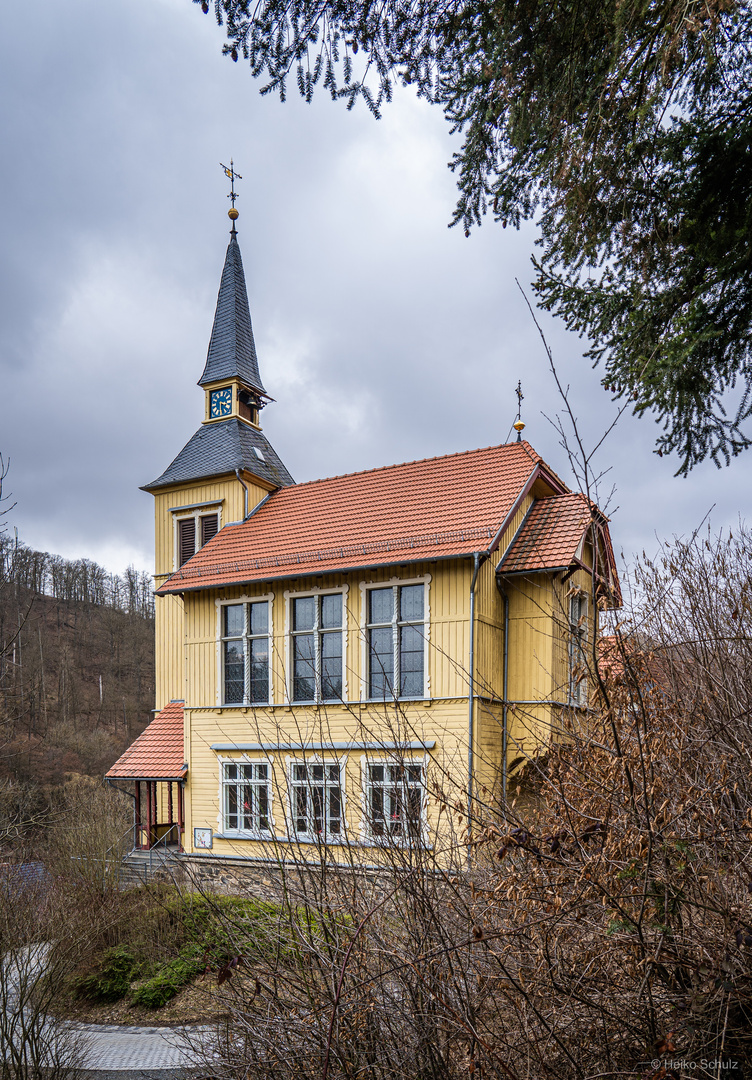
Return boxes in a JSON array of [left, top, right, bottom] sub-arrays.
[[228, 208, 239, 221], [513, 420, 526, 433]]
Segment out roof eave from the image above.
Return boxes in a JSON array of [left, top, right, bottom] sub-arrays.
[[198, 375, 275, 403], [498, 558, 622, 608], [156, 549, 486, 596], [105, 773, 187, 782], [497, 565, 573, 578], [141, 467, 279, 495]]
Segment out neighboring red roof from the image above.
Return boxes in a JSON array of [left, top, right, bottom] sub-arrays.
[[105, 701, 186, 780], [597, 635, 627, 681], [158, 441, 554, 594], [498, 494, 594, 573], [597, 635, 665, 685]]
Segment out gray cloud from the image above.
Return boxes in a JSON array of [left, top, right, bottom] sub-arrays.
[[0, 0, 745, 578]]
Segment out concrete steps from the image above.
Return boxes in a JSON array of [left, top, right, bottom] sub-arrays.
[[119, 848, 181, 887]]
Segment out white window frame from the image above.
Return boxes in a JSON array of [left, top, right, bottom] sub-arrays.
[[216, 594, 274, 706], [283, 586, 349, 704], [360, 755, 427, 845], [286, 757, 345, 842], [568, 590, 589, 706], [172, 502, 223, 570], [218, 757, 273, 837], [359, 576, 431, 702]]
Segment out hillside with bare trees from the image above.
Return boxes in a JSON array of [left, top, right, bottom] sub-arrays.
[[0, 530, 154, 786]]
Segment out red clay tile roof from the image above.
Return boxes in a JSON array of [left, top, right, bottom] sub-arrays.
[[105, 701, 186, 780], [498, 494, 622, 606], [158, 441, 556, 594], [498, 493, 594, 573]]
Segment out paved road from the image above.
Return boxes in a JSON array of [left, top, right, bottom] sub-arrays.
[[69, 1017, 213, 1075], [4, 943, 215, 1076]]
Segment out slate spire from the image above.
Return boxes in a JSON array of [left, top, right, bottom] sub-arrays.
[[198, 233, 267, 395]]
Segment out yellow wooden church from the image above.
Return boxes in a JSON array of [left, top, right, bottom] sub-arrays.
[[106, 216, 620, 865]]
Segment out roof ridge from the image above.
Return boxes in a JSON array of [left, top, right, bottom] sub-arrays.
[[536, 491, 589, 502], [273, 440, 543, 494]]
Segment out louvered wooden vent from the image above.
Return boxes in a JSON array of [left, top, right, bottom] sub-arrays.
[[178, 519, 196, 566], [201, 514, 219, 547]]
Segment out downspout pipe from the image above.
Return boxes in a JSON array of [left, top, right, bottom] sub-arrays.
[[498, 581, 510, 806], [235, 468, 249, 519], [467, 552, 483, 854], [105, 778, 138, 852]]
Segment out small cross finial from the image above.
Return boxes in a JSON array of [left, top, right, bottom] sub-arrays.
[[220, 160, 242, 232], [513, 380, 526, 441]]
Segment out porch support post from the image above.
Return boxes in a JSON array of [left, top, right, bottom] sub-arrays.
[[146, 781, 154, 848], [167, 782, 174, 842], [177, 783, 184, 852], [134, 781, 141, 849]]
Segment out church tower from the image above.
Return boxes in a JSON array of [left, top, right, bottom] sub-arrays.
[[142, 190, 293, 709]]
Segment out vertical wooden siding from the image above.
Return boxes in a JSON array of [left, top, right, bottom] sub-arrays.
[[152, 474, 267, 709], [170, 502, 599, 857]]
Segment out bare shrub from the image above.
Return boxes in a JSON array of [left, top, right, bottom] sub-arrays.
[[0, 870, 88, 1078], [0, 778, 50, 853], [45, 774, 133, 896]]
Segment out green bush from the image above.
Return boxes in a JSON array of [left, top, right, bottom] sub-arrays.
[[169, 893, 287, 965], [130, 895, 289, 1009], [130, 945, 205, 1009], [69, 891, 294, 1011], [74, 945, 135, 1002]]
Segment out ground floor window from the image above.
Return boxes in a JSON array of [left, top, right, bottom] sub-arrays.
[[222, 762, 271, 833], [214, 755, 428, 846], [290, 762, 342, 839], [366, 762, 424, 841]]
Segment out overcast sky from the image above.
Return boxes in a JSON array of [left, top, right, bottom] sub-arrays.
[[0, 0, 747, 581]]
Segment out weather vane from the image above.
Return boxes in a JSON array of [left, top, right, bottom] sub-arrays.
[[513, 380, 526, 441], [220, 160, 242, 230]]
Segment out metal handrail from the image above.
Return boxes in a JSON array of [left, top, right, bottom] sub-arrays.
[[71, 823, 181, 885], [147, 824, 180, 875], [69, 821, 137, 868], [104, 821, 140, 861]]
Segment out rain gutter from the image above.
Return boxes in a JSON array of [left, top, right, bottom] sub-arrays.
[[467, 551, 486, 857], [235, 468, 249, 519]]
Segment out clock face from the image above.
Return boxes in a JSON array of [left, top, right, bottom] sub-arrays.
[[210, 387, 232, 418]]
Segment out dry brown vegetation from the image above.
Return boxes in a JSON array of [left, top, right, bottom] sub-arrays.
[[0, 778, 143, 1077], [191, 525, 752, 1080]]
